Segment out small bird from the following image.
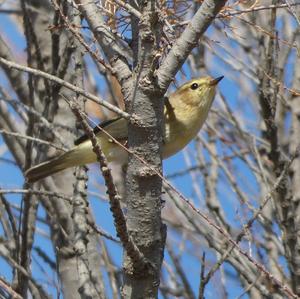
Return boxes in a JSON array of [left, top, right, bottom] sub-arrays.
[[25, 76, 223, 182]]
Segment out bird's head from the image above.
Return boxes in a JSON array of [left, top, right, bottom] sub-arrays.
[[173, 76, 223, 107]]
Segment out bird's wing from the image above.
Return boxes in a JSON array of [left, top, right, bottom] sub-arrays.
[[74, 117, 128, 145], [75, 98, 173, 146]]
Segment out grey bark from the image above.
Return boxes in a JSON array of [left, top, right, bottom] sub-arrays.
[[121, 1, 165, 297]]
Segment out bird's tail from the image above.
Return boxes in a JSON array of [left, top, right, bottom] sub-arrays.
[[25, 144, 95, 183]]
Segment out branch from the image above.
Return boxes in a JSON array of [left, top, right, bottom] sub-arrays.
[[220, 3, 300, 18], [196, 145, 300, 299], [0, 35, 30, 104], [156, 0, 227, 91], [0, 129, 67, 152], [65, 96, 149, 272], [0, 277, 23, 299], [74, 0, 132, 90], [0, 101, 26, 167], [0, 57, 132, 120]]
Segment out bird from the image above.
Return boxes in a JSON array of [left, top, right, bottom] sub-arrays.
[[25, 76, 223, 183]]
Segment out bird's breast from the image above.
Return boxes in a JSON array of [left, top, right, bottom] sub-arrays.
[[162, 106, 209, 159]]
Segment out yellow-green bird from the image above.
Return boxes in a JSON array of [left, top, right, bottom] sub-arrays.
[[25, 76, 223, 182]]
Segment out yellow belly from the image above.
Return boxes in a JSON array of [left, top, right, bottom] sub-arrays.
[[162, 106, 209, 158], [162, 120, 202, 158]]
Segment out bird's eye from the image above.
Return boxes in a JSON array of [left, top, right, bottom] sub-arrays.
[[190, 83, 199, 90]]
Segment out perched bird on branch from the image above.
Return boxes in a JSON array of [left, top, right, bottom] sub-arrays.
[[25, 76, 223, 183]]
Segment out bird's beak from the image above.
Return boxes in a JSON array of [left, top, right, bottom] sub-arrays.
[[209, 76, 224, 86]]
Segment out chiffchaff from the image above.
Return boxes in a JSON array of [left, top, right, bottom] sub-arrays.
[[26, 76, 223, 182]]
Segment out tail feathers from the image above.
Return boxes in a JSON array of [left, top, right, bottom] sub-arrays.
[[25, 150, 78, 183]]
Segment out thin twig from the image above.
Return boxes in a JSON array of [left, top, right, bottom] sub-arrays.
[[220, 3, 300, 18], [0, 129, 67, 152], [0, 276, 23, 299], [198, 252, 206, 299], [64, 95, 150, 272], [199, 146, 300, 299], [0, 57, 132, 121]]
